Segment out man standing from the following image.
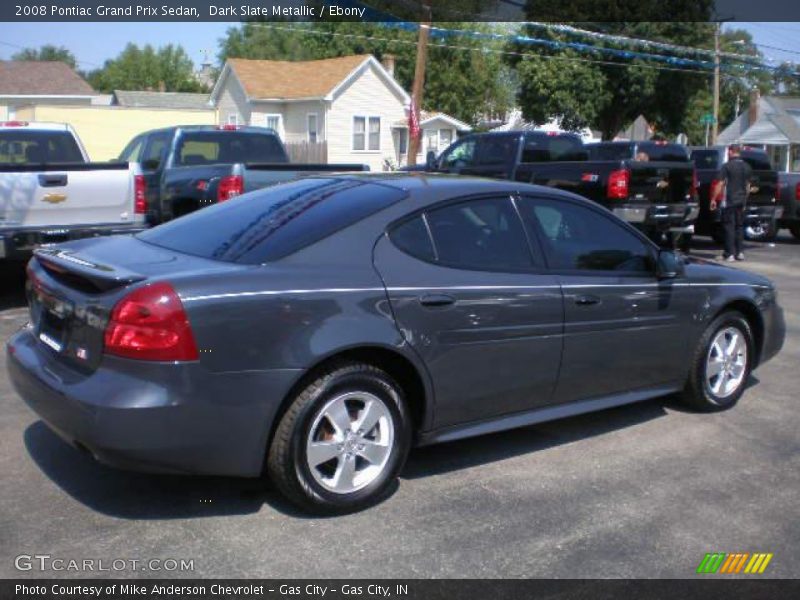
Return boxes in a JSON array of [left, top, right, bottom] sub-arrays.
[[716, 145, 753, 261]]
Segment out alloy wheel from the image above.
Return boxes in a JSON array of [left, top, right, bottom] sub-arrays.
[[706, 326, 748, 399]]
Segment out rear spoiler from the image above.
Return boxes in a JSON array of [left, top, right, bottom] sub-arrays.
[[244, 163, 370, 172], [33, 248, 146, 292], [0, 161, 130, 172]]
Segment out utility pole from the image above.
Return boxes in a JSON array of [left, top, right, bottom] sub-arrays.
[[712, 21, 721, 145], [407, 1, 431, 167]]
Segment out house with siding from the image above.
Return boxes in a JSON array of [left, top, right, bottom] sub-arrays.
[[718, 88, 800, 172], [209, 54, 470, 170], [0, 61, 97, 120]]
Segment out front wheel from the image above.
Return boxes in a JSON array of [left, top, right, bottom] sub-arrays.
[[267, 362, 411, 513], [680, 312, 753, 411]]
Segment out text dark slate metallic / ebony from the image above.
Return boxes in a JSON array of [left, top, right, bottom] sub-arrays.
[[6, 174, 785, 513]]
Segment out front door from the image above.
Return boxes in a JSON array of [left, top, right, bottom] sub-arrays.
[[373, 195, 564, 429], [516, 193, 699, 403]]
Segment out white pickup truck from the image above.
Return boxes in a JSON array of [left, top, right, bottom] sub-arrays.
[[0, 121, 146, 261]]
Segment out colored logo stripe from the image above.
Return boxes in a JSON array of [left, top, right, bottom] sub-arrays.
[[697, 553, 773, 574]]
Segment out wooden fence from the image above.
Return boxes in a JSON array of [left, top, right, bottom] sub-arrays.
[[285, 141, 328, 164]]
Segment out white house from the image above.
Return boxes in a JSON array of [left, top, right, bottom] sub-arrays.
[[0, 60, 98, 120], [209, 54, 470, 170]]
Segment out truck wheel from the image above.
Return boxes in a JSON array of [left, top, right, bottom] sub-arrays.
[[680, 311, 753, 412], [790, 224, 800, 241], [267, 362, 411, 513], [745, 220, 777, 242]]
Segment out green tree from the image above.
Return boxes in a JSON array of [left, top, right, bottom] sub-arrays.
[[86, 44, 207, 93], [218, 21, 514, 125], [511, 1, 717, 139], [12, 45, 77, 69]]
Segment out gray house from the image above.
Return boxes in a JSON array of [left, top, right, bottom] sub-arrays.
[[718, 89, 800, 172]]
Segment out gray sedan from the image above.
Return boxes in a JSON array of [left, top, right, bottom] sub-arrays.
[[6, 175, 785, 512]]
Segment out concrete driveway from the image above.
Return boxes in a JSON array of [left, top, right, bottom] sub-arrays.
[[1, 234, 798, 579]]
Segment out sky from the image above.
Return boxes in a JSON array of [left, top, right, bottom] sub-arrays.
[[0, 22, 799, 71]]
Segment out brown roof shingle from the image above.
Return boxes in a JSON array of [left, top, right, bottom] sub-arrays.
[[226, 55, 372, 100], [0, 61, 95, 96]]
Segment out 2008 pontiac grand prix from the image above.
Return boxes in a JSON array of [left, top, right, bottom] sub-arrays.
[[7, 174, 785, 512]]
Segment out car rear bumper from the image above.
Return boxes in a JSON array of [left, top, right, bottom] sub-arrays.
[[612, 202, 698, 231], [0, 223, 148, 261], [6, 329, 301, 477], [745, 205, 783, 222]]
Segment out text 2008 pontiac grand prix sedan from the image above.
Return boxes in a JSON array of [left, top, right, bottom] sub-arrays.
[[7, 175, 785, 512]]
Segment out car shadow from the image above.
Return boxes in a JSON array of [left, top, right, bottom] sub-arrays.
[[403, 398, 670, 479]]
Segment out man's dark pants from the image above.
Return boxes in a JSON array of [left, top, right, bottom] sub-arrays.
[[722, 204, 745, 258]]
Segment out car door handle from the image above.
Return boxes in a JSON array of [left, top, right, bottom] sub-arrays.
[[419, 294, 456, 307], [38, 174, 68, 187], [574, 294, 601, 306]]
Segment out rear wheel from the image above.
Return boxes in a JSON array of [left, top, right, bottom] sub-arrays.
[[267, 362, 411, 513], [680, 312, 753, 411], [744, 219, 777, 242]]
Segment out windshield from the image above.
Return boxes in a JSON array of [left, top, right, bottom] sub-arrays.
[[691, 150, 721, 169], [0, 130, 84, 164], [174, 131, 288, 166], [138, 178, 406, 264]]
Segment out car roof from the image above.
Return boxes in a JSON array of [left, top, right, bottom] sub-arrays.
[[315, 172, 588, 205]]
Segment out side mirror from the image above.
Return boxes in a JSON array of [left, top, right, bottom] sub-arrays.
[[656, 249, 684, 279], [425, 150, 437, 171]]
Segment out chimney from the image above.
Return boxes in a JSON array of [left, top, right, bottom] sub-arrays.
[[748, 86, 760, 126], [381, 54, 396, 78]]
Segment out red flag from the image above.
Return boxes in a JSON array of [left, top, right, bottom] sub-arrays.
[[408, 98, 420, 141]]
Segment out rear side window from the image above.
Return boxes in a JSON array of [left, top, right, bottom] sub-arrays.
[[138, 178, 406, 264], [523, 135, 587, 162], [0, 130, 83, 164], [691, 150, 721, 169], [175, 131, 287, 166], [638, 143, 689, 162], [425, 197, 534, 271], [390, 217, 436, 262]]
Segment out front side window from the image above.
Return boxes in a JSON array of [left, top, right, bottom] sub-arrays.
[[141, 132, 171, 169], [440, 138, 476, 169], [425, 197, 534, 271], [518, 196, 653, 273], [118, 135, 144, 162]]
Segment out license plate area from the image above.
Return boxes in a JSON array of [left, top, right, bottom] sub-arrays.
[[34, 289, 73, 354]]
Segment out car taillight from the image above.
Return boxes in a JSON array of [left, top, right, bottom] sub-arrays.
[[796, 182, 800, 202], [607, 169, 630, 200], [216, 124, 239, 131], [104, 282, 198, 362], [217, 175, 243, 202], [0, 121, 29, 127], [134, 174, 146, 214]]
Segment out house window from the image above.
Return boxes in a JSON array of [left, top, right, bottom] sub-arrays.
[[439, 128, 453, 148], [307, 114, 318, 143], [425, 129, 438, 153], [353, 116, 381, 151], [398, 129, 408, 154], [264, 114, 283, 137], [227, 113, 239, 126]]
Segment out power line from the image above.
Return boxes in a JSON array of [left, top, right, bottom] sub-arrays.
[[241, 22, 717, 76]]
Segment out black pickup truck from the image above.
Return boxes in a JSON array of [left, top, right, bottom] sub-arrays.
[[777, 171, 800, 240], [689, 146, 782, 242], [419, 131, 698, 243], [118, 125, 368, 225]]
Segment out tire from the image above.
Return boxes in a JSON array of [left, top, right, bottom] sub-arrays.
[[267, 362, 411, 513], [790, 223, 800, 241], [744, 219, 777, 242], [680, 312, 753, 412]]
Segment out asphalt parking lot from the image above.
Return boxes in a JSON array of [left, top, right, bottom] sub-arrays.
[[0, 234, 798, 580]]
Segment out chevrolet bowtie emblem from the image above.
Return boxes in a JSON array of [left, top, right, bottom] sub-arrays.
[[656, 180, 670, 189], [42, 193, 67, 204]]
